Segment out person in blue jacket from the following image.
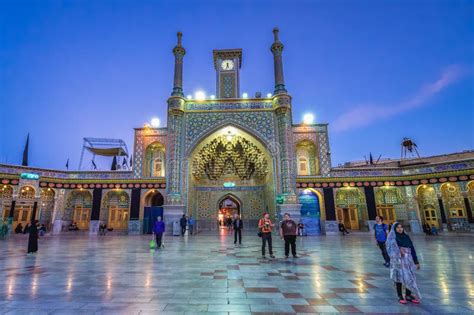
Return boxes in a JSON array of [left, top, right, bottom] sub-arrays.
[[374, 215, 390, 267], [153, 216, 165, 248]]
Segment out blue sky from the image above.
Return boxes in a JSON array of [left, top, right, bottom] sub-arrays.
[[0, 0, 473, 170]]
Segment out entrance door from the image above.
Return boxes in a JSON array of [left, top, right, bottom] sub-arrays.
[[377, 205, 396, 225], [336, 206, 359, 230], [73, 206, 91, 230], [2, 206, 9, 220], [423, 206, 439, 228], [13, 205, 32, 230], [108, 206, 129, 230], [143, 206, 163, 234]]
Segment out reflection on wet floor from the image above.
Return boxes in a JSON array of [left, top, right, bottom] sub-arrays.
[[0, 231, 473, 314]]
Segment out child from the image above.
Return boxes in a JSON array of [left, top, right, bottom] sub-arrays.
[[386, 222, 421, 304], [374, 216, 390, 267]]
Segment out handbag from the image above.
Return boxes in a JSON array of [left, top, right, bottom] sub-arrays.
[[257, 230, 263, 237], [149, 234, 157, 249]]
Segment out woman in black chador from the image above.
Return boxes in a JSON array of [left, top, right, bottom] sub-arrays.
[[27, 220, 39, 254]]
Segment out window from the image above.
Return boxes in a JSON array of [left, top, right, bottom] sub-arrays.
[[153, 158, 163, 177], [298, 157, 308, 175]]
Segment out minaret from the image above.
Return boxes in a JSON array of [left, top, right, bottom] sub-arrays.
[[172, 32, 186, 97], [271, 27, 287, 95]]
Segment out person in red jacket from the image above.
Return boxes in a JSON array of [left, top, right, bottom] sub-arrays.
[[258, 213, 275, 258]]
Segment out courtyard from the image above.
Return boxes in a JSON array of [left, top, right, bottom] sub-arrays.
[[0, 232, 473, 314]]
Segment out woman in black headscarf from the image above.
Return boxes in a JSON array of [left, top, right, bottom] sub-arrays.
[[386, 222, 421, 304], [27, 220, 39, 254]]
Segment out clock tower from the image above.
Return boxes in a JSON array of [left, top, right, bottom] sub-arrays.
[[213, 49, 242, 99]]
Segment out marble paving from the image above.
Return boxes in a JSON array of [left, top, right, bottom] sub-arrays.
[[0, 230, 473, 314]]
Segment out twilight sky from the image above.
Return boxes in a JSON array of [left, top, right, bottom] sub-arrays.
[[1, 0, 473, 170]]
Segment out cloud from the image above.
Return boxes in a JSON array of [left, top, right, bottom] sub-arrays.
[[332, 65, 466, 132]]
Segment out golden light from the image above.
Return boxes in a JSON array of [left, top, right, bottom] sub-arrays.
[[143, 122, 151, 128], [194, 90, 206, 101], [303, 113, 315, 124], [150, 117, 160, 128]]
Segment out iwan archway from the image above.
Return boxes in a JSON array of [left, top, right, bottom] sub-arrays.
[[187, 126, 276, 230]]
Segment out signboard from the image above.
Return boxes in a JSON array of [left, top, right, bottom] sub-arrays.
[[276, 195, 285, 204], [20, 173, 39, 180], [223, 182, 236, 188]]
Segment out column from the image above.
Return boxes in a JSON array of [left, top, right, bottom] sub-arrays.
[[52, 189, 66, 235], [275, 104, 301, 220], [270, 27, 287, 94], [171, 32, 185, 97], [405, 186, 422, 233]]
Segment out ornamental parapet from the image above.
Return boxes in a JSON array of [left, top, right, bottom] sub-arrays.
[[297, 168, 474, 189]]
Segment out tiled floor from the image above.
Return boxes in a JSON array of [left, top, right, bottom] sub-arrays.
[[0, 230, 473, 314]]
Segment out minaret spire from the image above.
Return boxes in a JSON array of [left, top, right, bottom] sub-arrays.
[[172, 31, 186, 97], [270, 27, 287, 94]]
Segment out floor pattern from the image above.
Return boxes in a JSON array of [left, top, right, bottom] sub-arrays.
[[0, 230, 473, 314]]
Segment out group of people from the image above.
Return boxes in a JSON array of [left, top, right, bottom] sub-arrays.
[[422, 223, 438, 235], [17, 210, 424, 305], [14, 222, 46, 235], [179, 215, 195, 236], [68, 222, 79, 231], [258, 212, 300, 259]]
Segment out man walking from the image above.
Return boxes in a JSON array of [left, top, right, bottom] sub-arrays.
[[374, 215, 390, 267], [180, 214, 187, 236], [233, 213, 243, 245], [280, 213, 298, 258], [153, 216, 165, 248]]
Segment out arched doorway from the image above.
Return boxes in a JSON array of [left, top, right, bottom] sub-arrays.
[[335, 188, 365, 230], [65, 190, 92, 230], [217, 194, 241, 227], [143, 190, 164, 234], [295, 140, 319, 176], [143, 142, 166, 177], [101, 190, 130, 230], [440, 183, 469, 231], [375, 187, 404, 225], [1, 185, 13, 223], [188, 125, 276, 231], [15, 186, 36, 230], [298, 189, 321, 235], [416, 185, 440, 229]]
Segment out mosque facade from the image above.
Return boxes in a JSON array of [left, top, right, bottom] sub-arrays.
[[1, 29, 473, 235]]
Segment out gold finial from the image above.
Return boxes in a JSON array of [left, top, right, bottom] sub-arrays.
[[177, 32, 183, 46], [273, 27, 279, 42]]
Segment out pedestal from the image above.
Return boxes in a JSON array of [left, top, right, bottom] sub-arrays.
[[367, 220, 376, 233], [128, 219, 141, 235], [324, 220, 339, 235], [52, 220, 63, 235], [89, 220, 100, 235], [163, 204, 185, 235], [409, 219, 422, 234]]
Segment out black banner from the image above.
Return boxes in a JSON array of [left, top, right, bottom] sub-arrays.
[[323, 188, 336, 220], [364, 187, 377, 220], [91, 188, 102, 221]]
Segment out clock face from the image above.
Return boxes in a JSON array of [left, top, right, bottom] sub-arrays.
[[221, 59, 234, 71]]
